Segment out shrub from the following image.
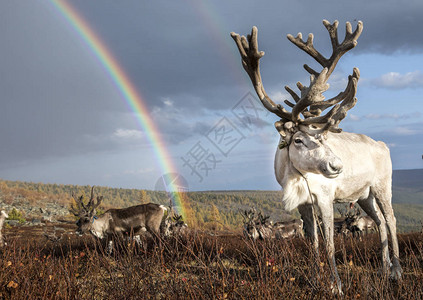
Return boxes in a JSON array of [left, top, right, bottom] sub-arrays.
[[7, 208, 26, 224]]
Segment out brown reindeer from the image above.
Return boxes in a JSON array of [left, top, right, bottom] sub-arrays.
[[70, 187, 167, 251]]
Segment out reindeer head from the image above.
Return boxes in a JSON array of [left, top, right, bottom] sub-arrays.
[[231, 20, 362, 178], [70, 187, 103, 235], [241, 209, 259, 239], [347, 208, 362, 228], [242, 209, 270, 240], [163, 206, 188, 237]]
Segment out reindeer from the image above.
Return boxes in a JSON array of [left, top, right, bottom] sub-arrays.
[[0, 210, 8, 247], [70, 187, 167, 251], [333, 207, 356, 236], [162, 207, 188, 237], [231, 20, 402, 293], [242, 209, 262, 240], [242, 209, 303, 240], [272, 218, 304, 239], [348, 210, 377, 237], [242, 209, 272, 240]]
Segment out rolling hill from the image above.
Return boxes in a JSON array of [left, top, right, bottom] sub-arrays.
[[0, 169, 422, 233]]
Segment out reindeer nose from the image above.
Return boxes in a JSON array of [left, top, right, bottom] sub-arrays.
[[329, 159, 343, 174]]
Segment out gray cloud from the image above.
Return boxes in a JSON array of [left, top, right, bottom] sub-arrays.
[[70, 0, 423, 109], [1, 0, 422, 188]]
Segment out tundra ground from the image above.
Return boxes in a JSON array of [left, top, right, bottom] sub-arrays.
[[1, 223, 422, 299]]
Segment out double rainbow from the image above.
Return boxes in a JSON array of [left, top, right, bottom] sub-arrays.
[[49, 0, 186, 219]]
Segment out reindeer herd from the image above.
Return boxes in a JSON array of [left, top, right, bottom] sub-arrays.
[[0, 189, 377, 252], [0, 187, 188, 251], [241, 207, 375, 241]]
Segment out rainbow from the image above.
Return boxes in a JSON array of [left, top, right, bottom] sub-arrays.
[[49, 0, 187, 219]]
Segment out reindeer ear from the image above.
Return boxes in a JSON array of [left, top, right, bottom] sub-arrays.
[[275, 121, 286, 138], [276, 121, 297, 149]]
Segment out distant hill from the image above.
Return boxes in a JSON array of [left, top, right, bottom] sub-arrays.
[[393, 169, 423, 190], [0, 169, 422, 233], [392, 169, 423, 205]]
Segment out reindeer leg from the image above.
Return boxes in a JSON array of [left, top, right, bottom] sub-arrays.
[[298, 204, 322, 288], [373, 194, 402, 280], [298, 204, 318, 251], [319, 202, 342, 295], [107, 239, 114, 255], [358, 195, 392, 275], [133, 235, 142, 247]]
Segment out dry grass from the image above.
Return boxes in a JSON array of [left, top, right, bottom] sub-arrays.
[[0, 224, 422, 299]]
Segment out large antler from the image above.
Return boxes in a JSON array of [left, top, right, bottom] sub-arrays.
[[231, 20, 363, 134], [241, 209, 256, 224], [87, 186, 103, 214], [231, 27, 292, 121], [70, 193, 86, 216], [69, 186, 103, 216], [257, 211, 270, 225]]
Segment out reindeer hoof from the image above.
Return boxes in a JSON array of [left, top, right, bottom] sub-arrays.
[[389, 265, 402, 281], [330, 281, 343, 296]]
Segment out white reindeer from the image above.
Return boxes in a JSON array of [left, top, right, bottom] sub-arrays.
[[70, 187, 167, 252], [0, 210, 8, 247], [231, 20, 402, 293]]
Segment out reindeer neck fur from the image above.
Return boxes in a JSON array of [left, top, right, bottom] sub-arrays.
[[90, 213, 112, 239], [275, 142, 311, 212]]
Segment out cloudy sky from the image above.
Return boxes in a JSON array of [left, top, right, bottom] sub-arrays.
[[1, 0, 422, 191]]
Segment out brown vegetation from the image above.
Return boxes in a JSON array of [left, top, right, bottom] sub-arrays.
[[0, 223, 422, 299]]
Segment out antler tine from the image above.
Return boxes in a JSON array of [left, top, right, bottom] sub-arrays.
[[87, 186, 95, 207], [288, 20, 363, 80], [240, 209, 247, 221], [86, 186, 102, 213], [322, 20, 363, 78], [308, 68, 360, 115], [91, 195, 103, 213], [242, 209, 254, 222], [173, 214, 183, 222], [69, 200, 80, 216], [70, 192, 85, 216], [290, 69, 330, 123], [284, 20, 362, 123], [300, 68, 359, 132], [231, 27, 292, 120], [287, 32, 327, 73]]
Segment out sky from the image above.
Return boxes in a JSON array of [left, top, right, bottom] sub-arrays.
[[0, 0, 422, 191]]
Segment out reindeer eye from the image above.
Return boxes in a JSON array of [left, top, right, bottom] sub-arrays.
[[294, 138, 302, 144]]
